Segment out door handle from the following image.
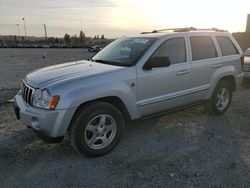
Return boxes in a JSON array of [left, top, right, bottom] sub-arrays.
[[177, 69, 189, 75], [212, 63, 222, 68]]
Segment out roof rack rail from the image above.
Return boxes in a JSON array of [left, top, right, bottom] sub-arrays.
[[141, 27, 227, 34]]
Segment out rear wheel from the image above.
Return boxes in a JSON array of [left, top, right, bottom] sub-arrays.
[[207, 81, 232, 115], [69, 102, 124, 157]]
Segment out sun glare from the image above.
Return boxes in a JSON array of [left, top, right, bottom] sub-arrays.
[[111, 0, 250, 33]]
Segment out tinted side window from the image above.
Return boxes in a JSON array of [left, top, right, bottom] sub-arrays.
[[190, 36, 217, 61], [152, 38, 186, 64], [216, 36, 239, 56]]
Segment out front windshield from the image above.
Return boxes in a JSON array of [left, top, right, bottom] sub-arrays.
[[92, 37, 155, 67]]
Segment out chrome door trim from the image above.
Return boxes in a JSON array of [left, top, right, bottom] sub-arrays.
[[137, 85, 210, 106]]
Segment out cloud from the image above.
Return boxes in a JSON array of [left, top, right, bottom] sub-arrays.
[[0, 0, 249, 37], [0, 0, 121, 37], [0, 0, 115, 9]]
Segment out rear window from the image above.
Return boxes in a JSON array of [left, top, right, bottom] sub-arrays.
[[190, 36, 217, 61], [215, 36, 239, 56]]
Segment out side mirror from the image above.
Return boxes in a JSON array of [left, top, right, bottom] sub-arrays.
[[143, 56, 171, 70]]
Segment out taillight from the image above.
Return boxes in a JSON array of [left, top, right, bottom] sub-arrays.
[[241, 56, 244, 70]]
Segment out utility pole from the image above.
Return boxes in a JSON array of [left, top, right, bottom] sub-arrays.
[[16, 24, 21, 40], [22, 18, 27, 39], [43, 24, 47, 42]]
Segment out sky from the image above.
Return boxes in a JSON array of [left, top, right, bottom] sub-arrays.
[[0, 0, 250, 38]]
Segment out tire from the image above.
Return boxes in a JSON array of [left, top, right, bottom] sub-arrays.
[[69, 102, 124, 157], [207, 81, 232, 115]]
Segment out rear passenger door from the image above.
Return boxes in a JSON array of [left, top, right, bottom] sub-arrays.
[[188, 34, 220, 102]]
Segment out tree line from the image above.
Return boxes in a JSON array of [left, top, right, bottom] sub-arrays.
[[63, 31, 106, 47], [0, 30, 110, 48]]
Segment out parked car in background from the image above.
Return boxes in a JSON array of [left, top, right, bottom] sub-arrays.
[[244, 48, 250, 74], [14, 28, 244, 157], [88, 45, 101, 53]]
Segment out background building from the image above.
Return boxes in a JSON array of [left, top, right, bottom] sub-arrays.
[[232, 14, 250, 50], [246, 14, 250, 32]]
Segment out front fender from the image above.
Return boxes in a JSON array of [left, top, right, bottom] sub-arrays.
[[56, 80, 139, 120]]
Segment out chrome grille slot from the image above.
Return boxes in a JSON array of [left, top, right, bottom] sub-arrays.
[[244, 64, 250, 72], [22, 82, 35, 105]]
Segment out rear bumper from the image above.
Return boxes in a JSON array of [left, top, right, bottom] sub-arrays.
[[14, 92, 76, 142]]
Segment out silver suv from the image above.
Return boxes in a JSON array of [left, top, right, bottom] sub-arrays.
[[14, 28, 244, 157]]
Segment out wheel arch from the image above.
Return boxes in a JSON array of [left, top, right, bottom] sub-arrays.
[[68, 96, 132, 132], [206, 72, 237, 100], [219, 75, 236, 91]]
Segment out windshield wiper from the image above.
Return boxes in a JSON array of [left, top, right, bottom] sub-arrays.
[[92, 59, 131, 67], [93, 59, 120, 65]]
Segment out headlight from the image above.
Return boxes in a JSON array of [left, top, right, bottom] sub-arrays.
[[32, 89, 60, 110]]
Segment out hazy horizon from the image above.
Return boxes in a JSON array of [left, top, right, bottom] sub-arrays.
[[0, 0, 250, 38]]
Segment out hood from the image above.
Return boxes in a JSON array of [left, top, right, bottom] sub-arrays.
[[25, 60, 123, 88]]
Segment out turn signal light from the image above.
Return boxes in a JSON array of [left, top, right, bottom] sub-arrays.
[[49, 96, 60, 110]]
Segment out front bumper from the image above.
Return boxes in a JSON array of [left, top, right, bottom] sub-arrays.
[[14, 92, 76, 143]]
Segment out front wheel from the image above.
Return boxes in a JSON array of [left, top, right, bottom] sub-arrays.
[[207, 81, 232, 115], [69, 102, 124, 157]]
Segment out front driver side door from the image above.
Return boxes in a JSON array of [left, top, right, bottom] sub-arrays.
[[136, 36, 191, 117]]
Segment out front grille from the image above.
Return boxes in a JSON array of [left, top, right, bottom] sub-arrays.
[[22, 82, 35, 105], [244, 64, 250, 72]]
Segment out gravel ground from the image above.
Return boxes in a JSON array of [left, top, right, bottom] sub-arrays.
[[0, 49, 250, 187]]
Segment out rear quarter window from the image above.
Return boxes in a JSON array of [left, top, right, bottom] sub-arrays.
[[190, 36, 217, 61], [215, 36, 239, 56]]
